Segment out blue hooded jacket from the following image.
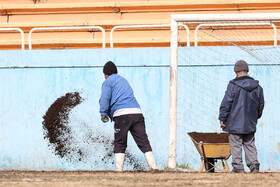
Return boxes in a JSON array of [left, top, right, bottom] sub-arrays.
[[99, 74, 140, 120], [219, 75, 264, 134]]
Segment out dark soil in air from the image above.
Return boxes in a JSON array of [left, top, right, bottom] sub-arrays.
[[42, 92, 145, 170], [42, 92, 83, 160]]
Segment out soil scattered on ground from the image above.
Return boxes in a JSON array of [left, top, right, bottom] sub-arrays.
[[1, 171, 280, 187]]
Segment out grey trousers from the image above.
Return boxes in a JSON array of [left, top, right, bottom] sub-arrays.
[[229, 133, 260, 170]]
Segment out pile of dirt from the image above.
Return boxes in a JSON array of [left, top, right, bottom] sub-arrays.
[[188, 132, 229, 143]]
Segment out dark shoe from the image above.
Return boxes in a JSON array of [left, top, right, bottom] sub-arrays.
[[250, 164, 260, 173], [231, 168, 245, 173]]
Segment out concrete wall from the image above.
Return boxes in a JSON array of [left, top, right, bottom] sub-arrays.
[[0, 47, 279, 171]]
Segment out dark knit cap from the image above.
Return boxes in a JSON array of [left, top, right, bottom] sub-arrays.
[[234, 60, 249, 72], [103, 61, 118, 75]]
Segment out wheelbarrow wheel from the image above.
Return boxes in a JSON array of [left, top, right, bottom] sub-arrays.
[[205, 158, 215, 172]]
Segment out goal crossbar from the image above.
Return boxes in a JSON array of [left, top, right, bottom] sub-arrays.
[[168, 13, 280, 169]]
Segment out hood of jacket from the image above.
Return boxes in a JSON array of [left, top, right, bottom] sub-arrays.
[[230, 75, 259, 92]]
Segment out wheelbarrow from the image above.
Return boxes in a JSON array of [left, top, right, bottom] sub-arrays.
[[188, 132, 231, 172]]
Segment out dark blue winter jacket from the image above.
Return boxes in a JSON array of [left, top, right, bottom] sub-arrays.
[[219, 75, 264, 134]]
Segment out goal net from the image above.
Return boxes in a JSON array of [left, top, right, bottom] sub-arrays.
[[169, 13, 280, 170]]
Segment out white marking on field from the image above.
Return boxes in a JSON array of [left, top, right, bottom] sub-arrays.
[[22, 178, 43, 182]]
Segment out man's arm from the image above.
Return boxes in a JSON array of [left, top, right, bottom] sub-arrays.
[[258, 86, 264, 119], [219, 83, 235, 124], [99, 81, 111, 118]]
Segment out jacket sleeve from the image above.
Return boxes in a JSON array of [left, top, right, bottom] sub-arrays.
[[99, 80, 111, 116], [219, 82, 235, 122], [258, 86, 264, 119]]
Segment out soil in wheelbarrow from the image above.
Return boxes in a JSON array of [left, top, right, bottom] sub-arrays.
[[188, 132, 229, 144]]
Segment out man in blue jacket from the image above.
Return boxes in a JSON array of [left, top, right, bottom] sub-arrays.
[[219, 60, 264, 173], [99, 61, 157, 172]]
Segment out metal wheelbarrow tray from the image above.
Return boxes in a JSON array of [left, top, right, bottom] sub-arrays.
[[188, 132, 231, 172]]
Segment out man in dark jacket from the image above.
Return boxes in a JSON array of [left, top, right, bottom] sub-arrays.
[[219, 60, 264, 173]]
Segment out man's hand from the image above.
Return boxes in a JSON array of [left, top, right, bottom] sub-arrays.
[[220, 121, 226, 128], [101, 115, 109, 123]]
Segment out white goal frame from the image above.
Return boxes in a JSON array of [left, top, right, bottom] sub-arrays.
[[168, 13, 280, 169]]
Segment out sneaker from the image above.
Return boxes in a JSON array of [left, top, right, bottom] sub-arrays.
[[231, 168, 245, 173]]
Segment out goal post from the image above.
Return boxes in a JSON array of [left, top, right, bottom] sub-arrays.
[[168, 13, 280, 169]]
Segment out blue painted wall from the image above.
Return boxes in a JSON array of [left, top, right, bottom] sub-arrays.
[[0, 47, 279, 171]]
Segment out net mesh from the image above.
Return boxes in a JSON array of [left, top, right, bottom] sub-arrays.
[[175, 20, 280, 170]]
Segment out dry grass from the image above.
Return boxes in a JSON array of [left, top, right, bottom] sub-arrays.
[[0, 171, 280, 187]]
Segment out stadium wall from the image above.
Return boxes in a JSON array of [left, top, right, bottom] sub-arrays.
[[0, 47, 279, 171]]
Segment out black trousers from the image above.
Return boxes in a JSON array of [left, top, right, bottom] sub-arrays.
[[113, 114, 152, 153]]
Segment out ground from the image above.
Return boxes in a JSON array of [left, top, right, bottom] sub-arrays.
[[0, 171, 280, 186]]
